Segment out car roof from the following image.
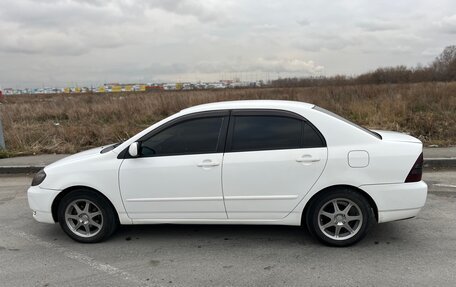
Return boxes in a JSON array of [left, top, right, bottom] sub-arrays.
[[180, 100, 315, 114]]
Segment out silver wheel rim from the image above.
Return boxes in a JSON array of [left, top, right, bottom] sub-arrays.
[[65, 199, 103, 238], [318, 198, 363, 241]]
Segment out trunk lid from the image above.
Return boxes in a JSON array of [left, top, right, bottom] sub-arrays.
[[372, 130, 421, 144]]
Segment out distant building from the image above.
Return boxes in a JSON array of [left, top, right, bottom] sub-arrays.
[[145, 85, 164, 92], [2, 88, 14, 95]]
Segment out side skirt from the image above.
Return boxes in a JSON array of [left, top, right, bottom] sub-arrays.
[[126, 211, 302, 226]]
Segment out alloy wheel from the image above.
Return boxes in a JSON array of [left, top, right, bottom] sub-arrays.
[[317, 198, 363, 241], [64, 199, 103, 238]]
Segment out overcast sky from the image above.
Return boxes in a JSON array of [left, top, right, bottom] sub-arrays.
[[0, 0, 455, 88]]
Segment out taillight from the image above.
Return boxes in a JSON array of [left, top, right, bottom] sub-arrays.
[[405, 152, 423, 183]]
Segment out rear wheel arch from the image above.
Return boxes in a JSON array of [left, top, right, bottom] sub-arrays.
[[51, 186, 120, 224], [301, 184, 378, 226]]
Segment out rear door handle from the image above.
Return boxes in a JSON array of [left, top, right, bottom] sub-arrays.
[[296, 155, 321, 163], [197, 160, 220, 167]]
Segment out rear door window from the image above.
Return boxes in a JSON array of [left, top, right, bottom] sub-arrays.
[[230, 115, 302, 152]]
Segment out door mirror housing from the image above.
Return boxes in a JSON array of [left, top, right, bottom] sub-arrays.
[[128, 142, 140, 157]]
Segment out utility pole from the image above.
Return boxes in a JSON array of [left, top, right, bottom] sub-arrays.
[[0, 86, 5, 149], [0, 113, 5, 150]]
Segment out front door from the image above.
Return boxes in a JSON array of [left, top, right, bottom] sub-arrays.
[[119, 112, 229, 220]]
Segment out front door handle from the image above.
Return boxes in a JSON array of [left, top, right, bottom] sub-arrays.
[[197, 160, 220, 168], [296, 155, 321, 163]]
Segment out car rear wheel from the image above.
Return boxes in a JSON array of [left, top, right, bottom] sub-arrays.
[[306, 189, 372, 246], [57, 190, 118, 243]]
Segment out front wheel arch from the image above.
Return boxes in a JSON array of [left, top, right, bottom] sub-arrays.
[[301, 185, 378, 226], [51, 186, 120, 225]]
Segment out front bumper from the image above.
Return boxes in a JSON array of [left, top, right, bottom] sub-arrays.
[[360, 181, 428, 223], [27, 185, 60, 224]]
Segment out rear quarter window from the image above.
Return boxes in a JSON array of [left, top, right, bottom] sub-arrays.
[[303, 122, 325, 148]]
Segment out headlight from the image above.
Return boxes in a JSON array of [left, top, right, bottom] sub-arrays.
[[31, 169, 47, 186]]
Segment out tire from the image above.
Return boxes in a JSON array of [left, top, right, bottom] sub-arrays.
[[306, 189, 373, 247], [57, 189, 118, 243]]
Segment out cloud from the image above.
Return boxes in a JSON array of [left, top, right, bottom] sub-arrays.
[[142, 63, 190, 75], [0, 24, 130, 56], [0, 0, 137, 55], [357, 19, 401, 32], [81, 57, 324, 83], [1, 0, 229, 26], [145, 0, 233, 23], [389, 45, 412, 53], [194, 58, 323, 74], [116, 57, 324, 77], [296, 19, 310, 26], [254, 58, 324, 73], [0, 28, 88, 56], [0, 0, 455, 87], [434, 14, 456, 34], [0, 0, 132, 29], [422, 47, 444, 57], [253, 24, 278, 30], [295, 34, 357, 52], [0, 0, 233, 56]]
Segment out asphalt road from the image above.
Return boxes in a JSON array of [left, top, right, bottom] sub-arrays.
[[1, 171, 455, 287]]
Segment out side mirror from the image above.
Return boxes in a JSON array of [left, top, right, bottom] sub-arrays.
[[128, 142, 140, 157]]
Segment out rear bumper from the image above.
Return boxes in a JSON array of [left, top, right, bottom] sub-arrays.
[[360, 181, 427, 223], [27, 185, 59, 224]]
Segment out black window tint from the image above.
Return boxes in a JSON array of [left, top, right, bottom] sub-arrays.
[[231, 116, 302, 152], [141, 117, 223, 156], [302, 122, 324, 148]]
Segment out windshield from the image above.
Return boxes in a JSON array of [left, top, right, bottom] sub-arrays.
[[313, 106, 382, 139]]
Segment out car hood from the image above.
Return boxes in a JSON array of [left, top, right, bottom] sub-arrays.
[[372, 130, 421, 143], [44, 146, 106, 170]]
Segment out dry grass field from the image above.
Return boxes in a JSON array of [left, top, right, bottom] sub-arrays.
[[1, 82, 455, 156]]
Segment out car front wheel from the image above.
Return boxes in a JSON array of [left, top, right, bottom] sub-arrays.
[[306, 189, 373, 246], [57, 190, 118, 243]]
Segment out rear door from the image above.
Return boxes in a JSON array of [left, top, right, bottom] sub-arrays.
[[222, 110, 327, 219]]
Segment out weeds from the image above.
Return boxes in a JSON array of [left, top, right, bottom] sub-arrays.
[[0, 82, 455, 155]]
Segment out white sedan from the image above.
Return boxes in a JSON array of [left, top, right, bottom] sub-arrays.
[[28, 100, 427, 246]]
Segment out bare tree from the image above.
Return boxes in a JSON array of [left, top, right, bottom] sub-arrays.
[[432, 45, 456, 81]]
